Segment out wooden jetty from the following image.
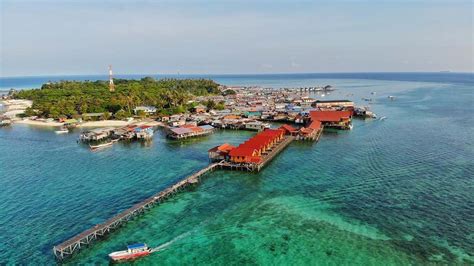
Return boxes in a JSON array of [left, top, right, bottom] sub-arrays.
[[53, 163, 219, 260], [219, 135, 295, 172]]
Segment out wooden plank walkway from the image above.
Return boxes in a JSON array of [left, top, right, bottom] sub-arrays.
[[53, 163, 219, 260]]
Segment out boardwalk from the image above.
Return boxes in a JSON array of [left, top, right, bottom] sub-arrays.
[[53, 163, 219, 260]]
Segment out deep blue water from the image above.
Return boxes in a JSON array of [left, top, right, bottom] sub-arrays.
[[1, 72, 473, 91], [0, 73, 473, 264]]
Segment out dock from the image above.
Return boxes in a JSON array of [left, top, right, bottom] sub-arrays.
[[53, 163, 219, 260]]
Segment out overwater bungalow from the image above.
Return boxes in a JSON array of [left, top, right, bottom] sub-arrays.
[[166, 125, 215, 139], [134, 125, 154, 140], [313, 100, 354, 110], [309, 110, 353, 130], [296, 120, 323, 141], [227, 129, 284, 164], [208, 143, 235, 162], [79, 127, 115, 142]]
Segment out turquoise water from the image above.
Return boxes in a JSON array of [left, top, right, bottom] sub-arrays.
[[0, 74, 473, 264]]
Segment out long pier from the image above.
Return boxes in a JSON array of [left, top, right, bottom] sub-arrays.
[[53, 163, 219, 260]]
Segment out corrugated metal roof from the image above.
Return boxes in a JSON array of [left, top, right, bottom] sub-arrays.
[[170, 127, 193, 135], [199, 125, 214, 130]]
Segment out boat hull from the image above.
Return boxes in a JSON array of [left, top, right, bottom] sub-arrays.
[[109, 250, 151, 261]]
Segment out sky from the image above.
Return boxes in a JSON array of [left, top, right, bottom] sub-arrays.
[[1, 0, 473, 77]]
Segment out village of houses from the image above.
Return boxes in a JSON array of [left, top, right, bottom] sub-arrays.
[[2, 85, 375, 166], [77, 85, 371, 164]]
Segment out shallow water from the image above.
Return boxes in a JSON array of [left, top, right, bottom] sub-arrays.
[[0, 74, 473, 264]]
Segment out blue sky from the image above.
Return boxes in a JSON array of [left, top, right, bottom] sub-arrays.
[[1, 0, 472, 76]]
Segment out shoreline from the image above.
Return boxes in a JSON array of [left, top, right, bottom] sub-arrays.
[[13, 119, 163, 128]]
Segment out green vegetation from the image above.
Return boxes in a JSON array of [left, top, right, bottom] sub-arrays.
[[222, 89, 236, 96], [14, 77, 220, 119]]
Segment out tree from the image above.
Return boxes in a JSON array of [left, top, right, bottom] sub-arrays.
[[215, 102, 225, 110], [101, 112, 111, 120], [205, 100, 216, 110], [114, 109, 128, 120], [136, 110, 146, 118], [23, 107, 37, 117], [12, 78, 220, 119], [223, 89, 236, 96]]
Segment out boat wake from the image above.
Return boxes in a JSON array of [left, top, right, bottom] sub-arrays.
[[150, 231, 191, 253]]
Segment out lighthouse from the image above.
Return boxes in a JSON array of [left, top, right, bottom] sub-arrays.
[[109, 65, 115, 92]]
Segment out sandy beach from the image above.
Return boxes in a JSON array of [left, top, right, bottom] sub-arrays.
[[77, 120, 131, 127], [14, 119, 136, 128], [15, 119, 64, 127]]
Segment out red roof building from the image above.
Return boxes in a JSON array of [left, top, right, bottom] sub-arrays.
[[228, 128, 284, 164], [309, 110, 353, 122], [279, 124, 298, 135]]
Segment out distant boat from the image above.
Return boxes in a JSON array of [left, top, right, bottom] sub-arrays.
[[0, 118, 12, 127], [108, 243, 151, 261], [55, 126, 69, 134], [388, 96, 396, 100], [89, 141, 113, 151]]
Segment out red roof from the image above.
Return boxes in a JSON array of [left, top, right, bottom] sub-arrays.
[[299, 127, 314, 135], [229, 147, 257, 157], [208, 143, 235, 153], [309, 110, 353, 122], [190, 127, 203, 133], [218, 143, 235, 152], [308, 120, 321, 130], [228, 128, 283, 160], [279, 124, 297, 133]]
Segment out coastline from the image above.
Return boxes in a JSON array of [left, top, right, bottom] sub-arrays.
[[14, 119, 63, 127], [13, 119, 162, 128]]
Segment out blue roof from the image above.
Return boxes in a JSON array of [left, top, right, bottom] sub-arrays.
[[199, 125, 214, 130], [127, 243, 146, 249]]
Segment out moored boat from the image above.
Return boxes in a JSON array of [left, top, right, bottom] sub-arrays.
[[108, 243, 151, 261], [0, 118, 12, 127], [55, 126, 69, 134], [89, 141, 113, 151]]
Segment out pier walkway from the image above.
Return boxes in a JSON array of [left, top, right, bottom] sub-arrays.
[[53, 163, 219, 260]]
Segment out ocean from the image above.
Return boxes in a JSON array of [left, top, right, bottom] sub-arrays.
[[0, 73, 473, 264]]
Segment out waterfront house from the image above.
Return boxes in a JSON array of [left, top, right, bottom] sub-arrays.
[[193, 104, 207, 113], [228, 129, 284, 164], [135, 125, 154, 139], [309, 110, 353, 130], [167, 125, 215, 139], [297, 120, 322, 141], [279, 124, 298, 136], [133, 106, 157, 115], [208, 143, 235, 162], [82, 112, 108, 121], [245, 121, 269, 131], [313, 100, 354, 109]]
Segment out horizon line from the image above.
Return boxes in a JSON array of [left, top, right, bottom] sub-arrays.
[[1, 71, 473, 79]]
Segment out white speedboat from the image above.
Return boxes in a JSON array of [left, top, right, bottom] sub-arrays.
[[55, 126, 69, 134], [89, 141, 113, 151], [109, 243, 151, 261]]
